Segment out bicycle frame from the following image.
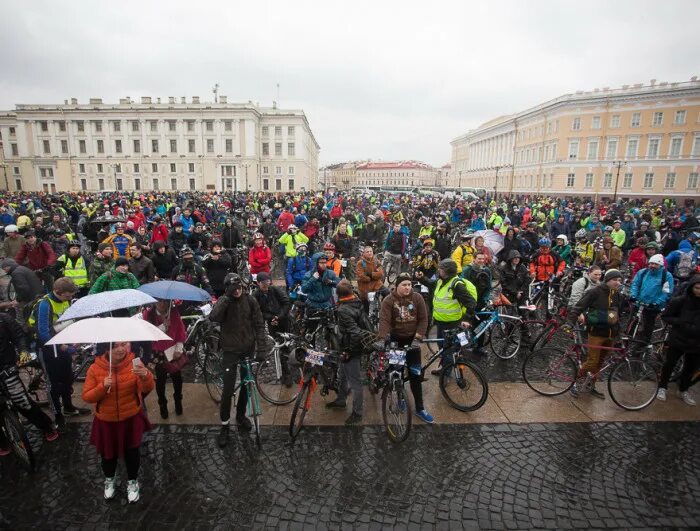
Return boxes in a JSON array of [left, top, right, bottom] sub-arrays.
[[240, 358, 262, 418]]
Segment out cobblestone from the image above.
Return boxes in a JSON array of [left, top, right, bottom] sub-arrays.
[[0, 422, 699, 529]]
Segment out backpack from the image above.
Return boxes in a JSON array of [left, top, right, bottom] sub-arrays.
[[674, 251, 696, 279], [22, 294, 48, 333]]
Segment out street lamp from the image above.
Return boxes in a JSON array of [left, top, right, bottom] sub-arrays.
[[0, 164, 8, 191], [612, 160, 627, 203], [493, 164, 512, 202]]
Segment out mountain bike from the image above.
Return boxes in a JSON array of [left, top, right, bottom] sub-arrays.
[[0, 369, 36, 471], [381, 251, 403, 285], [301, 307, 339, 351], [366, 344, 412, 442], [72, 344, 96, 382]]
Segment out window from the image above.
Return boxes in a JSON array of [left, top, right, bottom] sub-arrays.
[[151, 139, 159, 153], [585, 173, 594, 188], [79, 163, 85, 173], [113, 121, 120, 132], [572, 117, 581, 131], [665, 172, 676, 188], [610, 115, 620, 128], [151, 163, 158, 172], [606, 139, 618, 159], [114, 164, 121, 173], [134, 163, 140, 173], [275, 126, 282, 136], [568, 140, 579, 159], [96, 140, 104, 153], [288, 126, 295, 136], [11, 143, 18, 156], [40, 121, 48, 132], [186, 120, 194, 132], [647, 138, 660, 158], [131, 121, 139, 132], [591, 116, 601, 129], [603, 173, 612, 188], [224, 121, 232, 131], [98, 178, 105, 191], [262, 126, 269, 136], [43, 140, 50, 154], [116, 178, 123, 191], [587, 140, 598, 160], [669, 137, 682, 158], [171, 178, 177, 190], [79, 140, 86, 154], [623, 173, 633, 188], [275, 178, 282, 190], [115, 139, 122, 153], [9, 127, 15, 135], [631, 112, 641, 127], [189, 178, 195, 191], [566, 173, 575, 187], [288, 179, 294, 190], [80, 179, 86, 191], [288, 143, 295, 156], [206, 139, 214, 153], [15, 179, 22, 190], [262, 166, 269, 174], [168, 121, 176, 132], [674, 110, 686, 125], [222, 166, 235, 177], [97, 164, 103, 173], [12, 166, 19, 175], [188, 139, 195, 153], [626, 138, 638, 158], [693, 135, 700, 157], [153, 178, 159, 190], [57, 121, 66, 132], [150, 121, 158, 132], [205, 121, 213, 132], [643, 172, 654, 188], [133, 139, 141, 153], [262, 142, 269, 156], [39, 167, 54, 178], [652, 112, 663, 126], [170, 139, 177, 153], [134, 178, 141, 191], [275, 143, 282, 156], [688, 173, 699, 189], [94, 121, 102, 133], [170, 163, 176, 173], [225, 139, 233, 153], [188, 163, 194, 173], [288, 166, 295, 175], [263, 178, 269, 190], [275, 166, 282, 175], [77, 121, 84, 132]]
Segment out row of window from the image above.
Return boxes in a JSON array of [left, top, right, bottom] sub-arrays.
[[565, 171, 699, 189], [261, 142, 296, 156], [8, 122, 295, 136], [567, 135, 700, 161], [571, 110, 688, 131]]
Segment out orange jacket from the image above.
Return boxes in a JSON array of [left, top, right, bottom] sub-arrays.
[[82, 352, 154, 422], [354, 257, 384, 300], [529, 251, 565, 281]]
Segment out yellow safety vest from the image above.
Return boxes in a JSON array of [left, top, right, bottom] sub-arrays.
[[433, 277, 474, 323], [28, 295, 70, 330], [59, 255, 89, 287]]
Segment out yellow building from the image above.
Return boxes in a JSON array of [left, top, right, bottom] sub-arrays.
[[451, 77, 700, 202]]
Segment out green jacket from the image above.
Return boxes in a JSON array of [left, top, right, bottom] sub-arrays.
[[88, 256, 113, 284], [89, 270, 140, 294]]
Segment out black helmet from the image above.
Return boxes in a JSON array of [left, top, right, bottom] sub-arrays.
[[438, 259, 457, 278], [224, 273, 242, 287], [179, 246, 194, 258]]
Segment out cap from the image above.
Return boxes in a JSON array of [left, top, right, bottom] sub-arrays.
[[114, 257, 129, 267], [603, 269, 622, 282], [256, 271, 271, 283], [648, 254, 665, 266]]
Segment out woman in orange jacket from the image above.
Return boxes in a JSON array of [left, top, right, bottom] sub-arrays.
[[82, 341, 154, 504]]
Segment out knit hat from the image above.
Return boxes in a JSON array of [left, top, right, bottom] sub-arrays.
[[395, 272, 412, 286], [438, 259, 458, 278], [604, 269, 622, 282], [1, 258, 17, 270], [98, 242, 111, 252], [114, 257, 129, 267]]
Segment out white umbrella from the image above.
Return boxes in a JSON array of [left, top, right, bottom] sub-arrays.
[[58, 289, 157, 322], [475, 229, 504, 257]]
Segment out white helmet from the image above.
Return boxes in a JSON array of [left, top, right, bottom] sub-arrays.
[[556, 234, 568, 245], [4, 224, 18, 234], [648, 254, 664, 266]]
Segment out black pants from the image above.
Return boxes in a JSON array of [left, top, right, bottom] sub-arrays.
[[219, 352, 249, 423], [393, 337, 424, 412], [659, 346, 700, 393], [101, 447, 140, 480], [639, 308, 661, 344], [155, 364, 183, 405], [0, 366, 54, 448], [41, 346, 75, 415]]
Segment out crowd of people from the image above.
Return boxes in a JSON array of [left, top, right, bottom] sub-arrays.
[[0, 188, 699, 503]]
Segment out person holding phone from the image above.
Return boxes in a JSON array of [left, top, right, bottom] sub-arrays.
[[82, 341, 154, 504]]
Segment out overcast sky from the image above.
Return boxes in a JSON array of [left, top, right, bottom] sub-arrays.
[[1, 0, 698, 167]]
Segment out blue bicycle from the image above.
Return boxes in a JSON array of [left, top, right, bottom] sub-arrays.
[[469, 304, 524, 360]]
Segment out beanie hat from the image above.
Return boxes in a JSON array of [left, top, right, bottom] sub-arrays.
[[98, 242, 111, 252], [395, 272, 412, 286], [256, 271, 271, 283], [604, 269, 622, 282], [438, 259, 458, 278], [115, 257, 129, 267]]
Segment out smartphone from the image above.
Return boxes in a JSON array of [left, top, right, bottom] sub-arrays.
[[132, 358, 141, 368]]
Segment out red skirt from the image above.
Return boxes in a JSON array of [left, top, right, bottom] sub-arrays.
[[89, 409, 152, 459]]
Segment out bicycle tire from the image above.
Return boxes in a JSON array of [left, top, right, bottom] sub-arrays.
[[381, 378, 412, 443], [439, 358, 488, 412], [489, 318, 522, 360], [289, 379, 312, 439], [522, 347, 577, 396], [608, 358, 658, 411], [18, 366, 49, 407], [2, 408, 35, 472], [425, 324, 441, 355], [254, 350, 301, 405], [522, 320, 548, 353], [203, 352, 224, 404]]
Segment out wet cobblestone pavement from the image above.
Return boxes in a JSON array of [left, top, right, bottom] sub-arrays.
[[1, 422, 699, 529]]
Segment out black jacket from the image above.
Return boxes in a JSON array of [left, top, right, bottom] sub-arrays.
[[5, 261, 44, 303], [221, 226, 243, 249], [253, 286, 291, 322], [499, 262, 529, 299], [336, 297, 366, 356], [203, 253, 232, 293], [0, 312, 28, 368], [661, 276, 700, 352], [209, 293, 266, 355], [128, 254, 155, 285], [568, 284, 622, 338], [152, 244, 179, 279]]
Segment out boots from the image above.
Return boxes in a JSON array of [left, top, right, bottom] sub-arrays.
[[159, 400, 169, 420], [174, 394, 183, 416]]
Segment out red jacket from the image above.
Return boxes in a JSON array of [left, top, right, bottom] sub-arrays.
[[529, 251, 565, 281], [276, 211, 295, 232], [302, 221, 320, 240], [330, 205, 343, 219], [150, 223, 169, 244], [628, 247, 648, 279], [15, 241, 57, 271], [248, 245, 272, 274]]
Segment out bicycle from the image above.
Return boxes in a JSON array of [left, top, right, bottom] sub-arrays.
[[254, 332, 304, 405], [300, 307, 339, 351], [289, 347, 341, 439], [17, 355, 49, 407], [0, 368, 36, 471], [366, 343, 412, 443], [521, 327, 659, 410], [71, 344, 96, 382], [382, 251, 403, 285], [421, 328, 489, 412]]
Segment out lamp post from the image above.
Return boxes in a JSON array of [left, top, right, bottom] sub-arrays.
[[0, 164, 8, 191], [493, 164, 512, 202], [458, 170, 462, 189], [242, 161, 251, 191], [612, 160, 626, 204]]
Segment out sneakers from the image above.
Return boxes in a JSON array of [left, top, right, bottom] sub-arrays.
[[104, 477, 116, 500], [217, 425, 230, 448], [415, 410, 435, 424], [63, 406, 90, 416], [325, 399, 347, 409], [656, 388, 667, 401], [344, 412, 362, 426], [126, 480, 140, 503], [236, 416, 253, 432], [570, 383, 580, 398], [679, 391, 697, 406], [45, 429, 59, 442]]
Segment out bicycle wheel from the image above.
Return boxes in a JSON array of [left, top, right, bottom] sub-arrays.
[[608, 358, 658, 411], [381, 379, 412, 443], [386, 260, 399, 285], [522, 347, 577, 396], [18, 365, 49, 407], [203, 352, 224, 404], [289, 379, 312, 439], [425, 324, 441, 355], [522, 320, 547, 353], [2, 408, 35, 472], [254, 349, 301, 405], [489, 319, 522, 360], [439, 358, 488, 412]]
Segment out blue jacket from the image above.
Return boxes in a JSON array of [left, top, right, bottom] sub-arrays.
[[301, 253, 339, 309], [294, 214, 308, 228], [179, 214, 194, 236], [470, 217, 485, 231], [286, 253, 312, 287], [630, 267, 674, 307], [666, 241, 697, 278]]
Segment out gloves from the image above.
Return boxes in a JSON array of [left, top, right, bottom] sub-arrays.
[[18, 351, 32, 365]]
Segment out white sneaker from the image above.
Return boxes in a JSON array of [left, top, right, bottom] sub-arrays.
[[104, 477, 116, 500], [656, 388, 667, 401], [680, 391, 696, 406], [127, 480, 140, 503]]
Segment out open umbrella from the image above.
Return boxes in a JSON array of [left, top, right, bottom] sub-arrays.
[[91, 216, 127, 224], [474, 229, 504, 257], [58, 289, 157, 322], [138, 280, 211, 302]]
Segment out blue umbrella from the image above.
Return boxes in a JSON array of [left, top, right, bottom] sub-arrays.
[[138, 280, 211, 302]]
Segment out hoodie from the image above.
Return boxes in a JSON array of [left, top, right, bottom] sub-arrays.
[[301, 252, 339, 309], [377, 288, 428, 341], [1, 258, 44, 303], [661, 275, 700, 351]]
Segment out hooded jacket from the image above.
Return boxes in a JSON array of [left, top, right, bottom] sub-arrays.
[[1, 259, 43, 303], [209, 291, 266, 355], [666, 241, 697, 280], [630, 266, 674, 307], [151, 241, 179, 279], [336, 295, 366, 357], [568, 283, 622, 338], [203, 252, 232, 293], [0, 312, 28, 368], [286, 251, 312, 287], [248, 244, 272, 274], [15, 239, 57, 271], [661, 275, 700, 351], [301, 252, 339, 309]]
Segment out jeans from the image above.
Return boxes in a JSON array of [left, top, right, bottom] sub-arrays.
[[393, 337, 425, 412], [41, 345, 75, 415], [336, 355, 363, 415], [155, 364, 183, 406], [639, 308, 660, 344], [219, 352, 249, 423]]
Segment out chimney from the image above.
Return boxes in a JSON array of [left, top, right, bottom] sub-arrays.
[[89, 98, 102, 104], [168, 97, 175, 104], [71, 98, 78, 104], [219, 95, 227, 104], [125, 96, 131, 104], [141, 96, 151, 104], [192, 96, 200, 104], [181, 97, 186, 104]]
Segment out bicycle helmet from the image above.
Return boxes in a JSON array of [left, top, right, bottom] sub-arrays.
[[115, 222, 125, 230], [4, 224, 17, 234], [556, 234, 568, 245], [295, 242, 308, 252], [604, 225, 613, 232], [323, 242, 336, 251], [507, 250, 521, 261], [253, 232, 264, 241], [575, 228, 587, 240], [538, 237, 551, 247], [179, 246, 194, 258]]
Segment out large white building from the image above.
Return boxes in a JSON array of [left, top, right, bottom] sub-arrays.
[[355, 161, 438, 188], [0, 96, 320, 193]]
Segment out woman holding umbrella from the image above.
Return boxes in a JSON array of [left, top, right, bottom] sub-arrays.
[[82, 341, 154, 504]]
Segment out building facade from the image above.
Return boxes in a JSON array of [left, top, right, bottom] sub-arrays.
[[355, 161, 438, 188], [0, 96, 319, 193], [450, 77, 700, 201]]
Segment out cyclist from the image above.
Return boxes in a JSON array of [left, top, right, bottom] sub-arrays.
[[666, 240, 698, 287], [498, 250, 529, 310], [573, 229, 594, 267], [286, 243, 312, 291], [209, 273, 267, 448], [0, 258, 43, 319], [128, 243, 156, 285], [323, 242, 343, 277], [383, 222, 408, 280], [355, 246, 385, 313], [451, 233, 476, 269], [529, 238, 565, 282], [171, 247, 213, 295], [0, 312, 59, 456], [628, 237, 649, 278], [595, 237, 622, 271], [411, 239, 440, 279], [278, 224, 309, 271], [378, 272, 433, 423], [552, 235, 572, 265], [568, 265, 602, 308], [610, 220, 626, 249], [566, 269, 624, 399], [101, 222, 134, 258], [301, 253, 339, 311], [629, 254, 674, 344]]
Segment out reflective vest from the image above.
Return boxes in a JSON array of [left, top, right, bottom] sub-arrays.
[[28, 295, 70, 331], [433, 277, 475, 323], [59, 255, 89, 286]]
